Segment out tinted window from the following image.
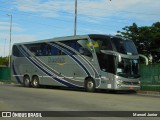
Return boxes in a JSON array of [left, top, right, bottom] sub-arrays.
[[117, 58, 139, 78], [25, 43, 65, 56], [12, 45, 23, 57], [89, 36, 113, 53], [50, 46, 59, 55], [25, 43, 41, 56], [77, 40, 92, 57], [97, 52, 116, 74], [62, 40, 92, 57], [124, 40, 138, 55], [62, 40, 80, 53], [112, 38, 138, 55]]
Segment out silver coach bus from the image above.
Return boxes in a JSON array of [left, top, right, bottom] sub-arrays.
[[11, 34, 141, 92]]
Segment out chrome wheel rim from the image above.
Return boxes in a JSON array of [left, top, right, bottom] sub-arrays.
[[33, 79, 38, 86], [87, 81, 94, 89]]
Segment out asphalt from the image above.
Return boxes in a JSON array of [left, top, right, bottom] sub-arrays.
[[0, 83, 160, 120], [0, 81, 160, 96]]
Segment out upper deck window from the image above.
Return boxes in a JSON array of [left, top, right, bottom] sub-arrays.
[[25, 43, 65, 56], [12, 45, 23, 57], [62, 40, 92, 57], [89, 35, 138, 55], [89, 35, 113, 53], [112, 38, 138, 55]]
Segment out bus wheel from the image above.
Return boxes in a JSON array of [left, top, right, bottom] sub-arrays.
[[23, 76, 31, 87], [31, 76, 40, 88], [85, 78, 96, 92]]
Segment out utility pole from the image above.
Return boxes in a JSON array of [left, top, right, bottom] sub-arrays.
[[4, 39, 6, 57], [74, 0, 77, 36], [7, 14, 12, 68], [73, 0, 111, 36]]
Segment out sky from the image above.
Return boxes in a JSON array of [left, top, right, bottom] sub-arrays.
[[0, 0, 160, 57]]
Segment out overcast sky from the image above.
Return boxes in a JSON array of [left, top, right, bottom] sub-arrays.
[[0, 0, 160, 57]]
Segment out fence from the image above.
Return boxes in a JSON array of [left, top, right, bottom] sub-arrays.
[[140, 64, 160, 91], [0, 66, 11, 81]]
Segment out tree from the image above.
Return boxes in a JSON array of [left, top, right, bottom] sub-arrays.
[[117, 22, 160, 63], [0, 56, 9, 66]]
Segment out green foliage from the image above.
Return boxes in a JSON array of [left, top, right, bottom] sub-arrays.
[[117, 22, 160, 51], [0, 56, 9, 66], [117, 22, 160, 63]]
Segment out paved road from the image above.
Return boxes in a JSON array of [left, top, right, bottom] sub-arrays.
[[0, 84, 159, 120]]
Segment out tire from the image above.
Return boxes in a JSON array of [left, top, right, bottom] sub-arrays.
[[85, 78, 96, 92], [31, 76, 40, 88], [23, 76, 31, 87]]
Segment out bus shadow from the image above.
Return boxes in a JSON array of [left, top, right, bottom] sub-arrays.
[[15, 84, 137, 94], [40, 85, 134, 94]]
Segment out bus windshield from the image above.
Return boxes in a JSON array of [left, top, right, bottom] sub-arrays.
[[112, 38, 138, 55], [117, 58, 140, 78]]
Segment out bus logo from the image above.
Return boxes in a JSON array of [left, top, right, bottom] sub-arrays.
[[48, 57, 66, 66]]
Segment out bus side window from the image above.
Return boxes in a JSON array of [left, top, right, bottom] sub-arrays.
[[51, 46, 59, 55], [77, 39, 92, 57], [79, 46, 92, 57], [70, 42, 76, 50], [84, 48, 92, 57], [28, 44, 40, 56], [97, 53, 116, 74], [39, 44, 52, 56], [58, 50, 65, 55], [42, 44, 48, 56], [30, 47, 37, 55], [79, 47, 84, 54], [12, 45, 23, 57], [75, 41, 80, 52], [62, 41, 76, 55]]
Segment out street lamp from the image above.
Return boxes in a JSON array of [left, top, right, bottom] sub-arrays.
[[6, 14, 12, 68], [74, 0, 77, 36]]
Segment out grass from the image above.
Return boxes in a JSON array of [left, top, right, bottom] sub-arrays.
[[0, 80, 16, 84]]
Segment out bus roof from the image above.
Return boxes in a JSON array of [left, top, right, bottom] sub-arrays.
[[13, 34, 119, 45]]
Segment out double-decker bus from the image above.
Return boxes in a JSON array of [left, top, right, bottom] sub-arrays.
[[11, 34, 140, 92]]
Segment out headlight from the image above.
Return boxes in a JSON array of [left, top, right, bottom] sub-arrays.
[[116, 79, 122, 84], [118, 80, 123, 83]]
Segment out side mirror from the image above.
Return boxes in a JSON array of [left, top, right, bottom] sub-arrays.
[[139, 54, 148, 65]]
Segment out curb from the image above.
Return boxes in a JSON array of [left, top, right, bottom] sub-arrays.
[[137, 90, 160, 96], [0, 82, 4, 85], [0, 81, 16, 85]]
